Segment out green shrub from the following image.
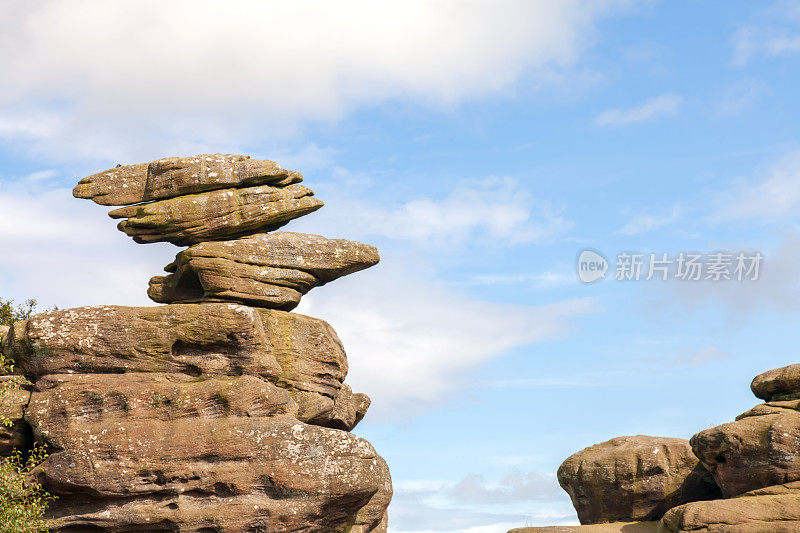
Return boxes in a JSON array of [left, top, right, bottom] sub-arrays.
[[0, 297, 56, 531]]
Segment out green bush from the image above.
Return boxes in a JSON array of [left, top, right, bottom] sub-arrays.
[[0, 298, 56, 532], [0, 298, 40, 328], [0, 445, 54, 533]]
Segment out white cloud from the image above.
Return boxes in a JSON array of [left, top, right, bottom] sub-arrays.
[[297, 265, 597, 417], [711, 149, 800, 222], [0, 0, 634, 163], [466, 270, 576, 289], [668, 347, 732, 368], [293, 177, 573, 247], [732, 26, 800, 66], [594, 94, 683, 127], [615, 205, 683, 235], [0, 178, 179, 309], [388, 472, 576, 533]]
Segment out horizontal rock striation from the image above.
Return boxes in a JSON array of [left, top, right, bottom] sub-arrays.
[[659, 482, 800, 532], [109, 183, 323, 245], [74, 154, 302, 206], [4, 304, 366, 431], [148, 232, 380, 310], [27, 373, 390, 532]]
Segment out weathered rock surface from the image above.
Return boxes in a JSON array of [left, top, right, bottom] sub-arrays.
[[26, 373, 391, 532], [148, 232, 380, 310], [3, 304, 367, 431], [691, 411, 800, 497], [509, 524, 658, 533], [108, 183, 323, 245], [558, 436, 720, 524], [0, 377, 30, 456], [74, 154, 302, 206], [0, 325, 8, 344], [751, 363, 800, 402], [659, 482, 800, 532]]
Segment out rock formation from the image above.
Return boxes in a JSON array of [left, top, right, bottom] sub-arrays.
[[557, 436, 720, 523], [509, 362, 800, 532], [0, 154, 392, 532]]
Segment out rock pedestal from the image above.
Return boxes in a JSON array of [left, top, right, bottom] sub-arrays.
[[0, 154, 392, 532]]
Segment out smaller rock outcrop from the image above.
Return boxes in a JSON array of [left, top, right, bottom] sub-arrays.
[[148, 232, 380, 309], [557, 436, 720, 524], [516, 362, 800, 533]]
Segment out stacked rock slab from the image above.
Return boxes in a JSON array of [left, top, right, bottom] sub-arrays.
[[0, 154, 392, 531], [511, 363, 800, 533]]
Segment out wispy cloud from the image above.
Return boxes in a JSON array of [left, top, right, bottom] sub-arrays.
[[594, 94, 683, 127], [732, 26, 800, 66], [710, 149, 800, 222], [668, 347, 733, 368], [715, 79, 767, 116], [731, 1, 800, 65], [293, 176, 573, 247], [615, 205, 683, 235], [466, 271, 576, 289]]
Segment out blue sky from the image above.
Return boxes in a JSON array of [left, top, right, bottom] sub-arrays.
[[3, 1, 800, 531]]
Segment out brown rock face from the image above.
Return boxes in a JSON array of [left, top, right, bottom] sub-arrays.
[[690, 411, 800, 497], [74, 154, 302, 206], [26, 373, 391, 532], [751, 363, 800, 401], [659, 482, 800, 532], [4, 304, 367, 431], [0, 379, 30, 456], [108, 184, 323, 245], [557, 436, 721, 524], [148, 232, 380, 310]]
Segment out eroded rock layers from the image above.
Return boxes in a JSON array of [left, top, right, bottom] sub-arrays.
[[0, 154, 391, 532]]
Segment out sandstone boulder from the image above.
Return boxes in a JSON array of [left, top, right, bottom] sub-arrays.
[[108, 183, 323, 245], [751, 363, 800, 402], [148, 232, 380, 310], [558, 436, 720, 524], [74, 154, 302, 206], [0, 325, 8, 344], [26, 373, 391, 532], [4, 304, 367, 431], [659, 482, 800, 532], [691, 411, 800, 497]]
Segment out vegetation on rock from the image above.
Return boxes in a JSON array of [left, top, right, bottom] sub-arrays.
[[0, 298, 55, 532]]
